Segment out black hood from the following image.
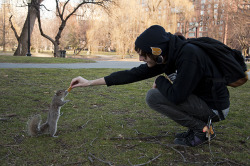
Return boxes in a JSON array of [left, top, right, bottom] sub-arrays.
[[135, 25, 187, 74], [135, 25, 170, 57]]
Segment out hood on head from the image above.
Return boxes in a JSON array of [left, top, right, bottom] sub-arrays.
[[135, 25, 170, 57]]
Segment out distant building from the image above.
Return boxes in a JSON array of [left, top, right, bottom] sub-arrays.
[[176, 0, 224, 40], [177, 0, 249, 43]]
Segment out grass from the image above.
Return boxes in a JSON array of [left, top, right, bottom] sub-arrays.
[[37, 50, 118, 56], [0, 66, 249, 166], [0, 55, 95, 63]]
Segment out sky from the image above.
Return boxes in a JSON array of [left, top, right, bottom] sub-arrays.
[[40, 0, 56, 18], [0, 0, 87, 19], [41, 0, 56, 11], [0, 0, 55, 14]]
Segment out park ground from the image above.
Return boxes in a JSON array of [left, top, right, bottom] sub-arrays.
[[0, 51, 141, 62], [0, 55, 249, 165]]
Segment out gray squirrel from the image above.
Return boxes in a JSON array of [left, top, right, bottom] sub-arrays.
[[27, 89, 70, 137]]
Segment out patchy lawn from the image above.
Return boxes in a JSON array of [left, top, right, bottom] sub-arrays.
[[0, 55, 95, 63], [0, 68, 249, 165]]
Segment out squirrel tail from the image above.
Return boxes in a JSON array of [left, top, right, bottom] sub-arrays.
[[27, 114, 42, 136]]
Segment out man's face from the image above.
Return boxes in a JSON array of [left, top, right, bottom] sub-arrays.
[[138, 50, 156, 67]]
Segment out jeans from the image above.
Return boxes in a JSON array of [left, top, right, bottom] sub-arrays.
[[146, 89, 220, 131], [212, 108, 230, 120]]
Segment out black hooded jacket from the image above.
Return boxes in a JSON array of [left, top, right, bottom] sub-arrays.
[[104, 25, 229, 110]]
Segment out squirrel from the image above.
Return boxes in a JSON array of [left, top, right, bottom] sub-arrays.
[[27, 89, 70, 137]]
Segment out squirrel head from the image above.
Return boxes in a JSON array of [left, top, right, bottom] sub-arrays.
[[55, 89, 68, 100]]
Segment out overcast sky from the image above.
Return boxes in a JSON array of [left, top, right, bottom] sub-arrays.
[[40, 0, 56, 18], [41, 0, 56, 11]]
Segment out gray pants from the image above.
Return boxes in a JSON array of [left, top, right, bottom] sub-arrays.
[[146, 89, 220, 131]]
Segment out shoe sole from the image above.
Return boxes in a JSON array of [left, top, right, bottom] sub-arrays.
[[174, 134, 216, 147]]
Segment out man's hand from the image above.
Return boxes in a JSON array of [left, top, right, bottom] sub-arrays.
[[70, 76, 91, 88], [70, 77, 106, 89], [152, 81, 157, 89], [168, 73, 177, 83]]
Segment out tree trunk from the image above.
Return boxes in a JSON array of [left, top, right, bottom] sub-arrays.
[[54, 44, 60, 57], [54, 21, 67, 57], [13, 1, 42, 56]]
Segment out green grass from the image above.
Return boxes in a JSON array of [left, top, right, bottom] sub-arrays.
[[37, 50, 119, 56], [0, 55, 95, 63], [0, 67, 249, 165]]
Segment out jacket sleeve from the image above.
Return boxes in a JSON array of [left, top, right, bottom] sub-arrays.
[[155, 59, 203, 104], [104, 64, 164, 86]]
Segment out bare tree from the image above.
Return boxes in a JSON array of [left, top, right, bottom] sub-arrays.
[[59, 13, 89, 55], [226, 0, 249, 54], [86, 0, 194, 58], [1, 2, 7, 52], [10, 0, 44, 56], [36, 0, 113, 57], [188, 0, 249, 51], [1, 1, 22, 52], [109, 0, 143, 58], [202, 0, 249, 51]]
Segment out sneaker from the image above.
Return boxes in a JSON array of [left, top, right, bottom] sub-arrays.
[[175, 129, 194, 139], [174, 131, 216, 147]]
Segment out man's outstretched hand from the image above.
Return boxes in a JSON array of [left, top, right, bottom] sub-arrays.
[[70, 76, 106, 89], [70, 76, 91, 88]]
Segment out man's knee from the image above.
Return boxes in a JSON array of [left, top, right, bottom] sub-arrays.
[[146, 89, 177, 117], [146, 89, 161, 107]]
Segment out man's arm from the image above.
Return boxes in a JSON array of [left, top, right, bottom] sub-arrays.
[[70, 64, 164, 89], [70, 76, 106, 88], [104, 64, 164, 86], [155, 60, 202, 104]]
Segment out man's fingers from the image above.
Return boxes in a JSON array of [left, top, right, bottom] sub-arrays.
[[70, 76, 90, 88], [70, 77, 81, 88], [71, 80, 79, 87]]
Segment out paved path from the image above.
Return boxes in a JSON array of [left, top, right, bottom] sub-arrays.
[[0, 61, 144, 69]]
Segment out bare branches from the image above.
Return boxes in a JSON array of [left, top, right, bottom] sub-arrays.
[[56, 0, 62, 19], [78, 119, 91, 129], [62, 0, 70, 18], [170, 146, 186, 162], [128, 154, 161, 166], [9, 16, 20, 41], [35, 4, 56, 45], [39, 4, 52, 12], [108, 135, 169, 141], [29, 0, 113, 57], [89, 151, 161, 166], [55, 0, 113, 22], [88, 153, 113, 166]]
